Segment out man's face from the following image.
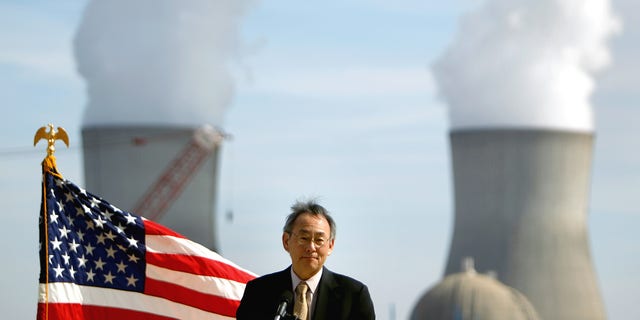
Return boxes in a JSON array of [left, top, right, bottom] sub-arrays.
[[283, 213, 335, 280]]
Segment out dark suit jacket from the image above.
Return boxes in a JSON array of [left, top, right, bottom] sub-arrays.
[[236, 266, 375, 320]]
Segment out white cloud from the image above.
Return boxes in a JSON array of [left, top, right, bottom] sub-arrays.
[[76, 0, 252, 127], [432, 0, 620, 131]]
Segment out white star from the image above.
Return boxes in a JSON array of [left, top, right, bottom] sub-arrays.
[[95, 216, 106, 229], [89, 197, 101, 208], [124, 212, 137, 225], [75, 205, 85, 216], [82, 204, 91, 215], [106, 246, 117, 258], [86, 269, 96, 282], [127, 253, 140, 263], [61, 252, 71, 265], [64, 192, 74, 203], [94, 257, 106, 270], [49, 212, 59, 224], [48, 255, 54, 265], [126, 236, 139, 248], [68, 239, 80, 252], [105, 230, 116, 241], [69, 266, 77, 279], [96, 233, 107, 245], [116, 261, 127, 273], [84, 243, 95, 256], [85, 220, 95, 230], [77, 230, 85, 241], [53, 264, 64, 278], [55, 179, 64, 187], [115, 223, 126, 234], [102, 210, 114, 221], [77, 254, 88, 268], [58, 225, 71, 239], [50, 237, 63, 250], [57, 201, 64, 212], [79, 188, 87, 196], [126, 274, 139, 287], [103, 271, 115, 284]]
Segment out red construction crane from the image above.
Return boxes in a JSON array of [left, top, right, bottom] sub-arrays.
[[132, 125, 224, 221]]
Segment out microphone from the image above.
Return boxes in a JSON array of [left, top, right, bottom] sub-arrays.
[[274, 291, 293, 320]]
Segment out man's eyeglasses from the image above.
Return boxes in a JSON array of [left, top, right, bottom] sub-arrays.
[[289, 232, 330, 248]]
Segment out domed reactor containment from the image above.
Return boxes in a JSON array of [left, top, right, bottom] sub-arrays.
[[411, 258, 540, 320]]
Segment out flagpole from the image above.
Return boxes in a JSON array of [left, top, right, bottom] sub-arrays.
[[34, 124, 69, 320], [40, 162, 50, 320]]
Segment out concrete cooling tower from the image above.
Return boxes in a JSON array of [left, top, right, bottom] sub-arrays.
[[74, 1, 251, 252], [82, 125, 222, 250], [443, 129, 605, 320]]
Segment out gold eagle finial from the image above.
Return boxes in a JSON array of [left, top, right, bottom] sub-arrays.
[[34, 124, 69, 157]]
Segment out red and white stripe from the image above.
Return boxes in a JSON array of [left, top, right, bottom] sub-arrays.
[[38, 219, 256, 320]]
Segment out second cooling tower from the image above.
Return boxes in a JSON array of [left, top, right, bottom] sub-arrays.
[[444, 129, 605, 320], [82, 125, 221, 251]]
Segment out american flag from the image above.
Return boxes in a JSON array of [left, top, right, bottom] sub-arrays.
[[37, 163, 255, 320]]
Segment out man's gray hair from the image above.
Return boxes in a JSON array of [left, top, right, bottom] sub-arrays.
[[283, 200, 336, 239]]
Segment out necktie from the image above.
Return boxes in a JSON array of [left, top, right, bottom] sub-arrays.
[[293, 282, 309, 320]]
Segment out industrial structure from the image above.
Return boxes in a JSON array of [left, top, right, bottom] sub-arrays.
[[411, 258, 540, 320], [82, 125, 223, 250], [412, 129, 605, 319]]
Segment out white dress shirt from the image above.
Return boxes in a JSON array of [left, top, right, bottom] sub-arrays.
[[291, 268, 323, 320]]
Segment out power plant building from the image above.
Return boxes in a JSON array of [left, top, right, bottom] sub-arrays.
[[412, 129, 606, 320], [411, 258, 540, 320], [82, 125, 222, 250]]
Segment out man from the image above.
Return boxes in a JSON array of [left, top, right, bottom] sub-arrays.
[[236, 200, 375, 320]]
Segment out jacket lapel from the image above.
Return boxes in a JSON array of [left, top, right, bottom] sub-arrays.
[[280, 267, 295, 315], [312, 268, 343, 320]]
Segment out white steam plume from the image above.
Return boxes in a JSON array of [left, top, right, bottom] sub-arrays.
[[74, 0, 251, 127], [433, 0, 620, 132]]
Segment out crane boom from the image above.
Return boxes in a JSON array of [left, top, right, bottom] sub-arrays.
[[132, 125, 223, 221]]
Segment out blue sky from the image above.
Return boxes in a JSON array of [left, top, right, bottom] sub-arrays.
[[1, 1, 638, 319]]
